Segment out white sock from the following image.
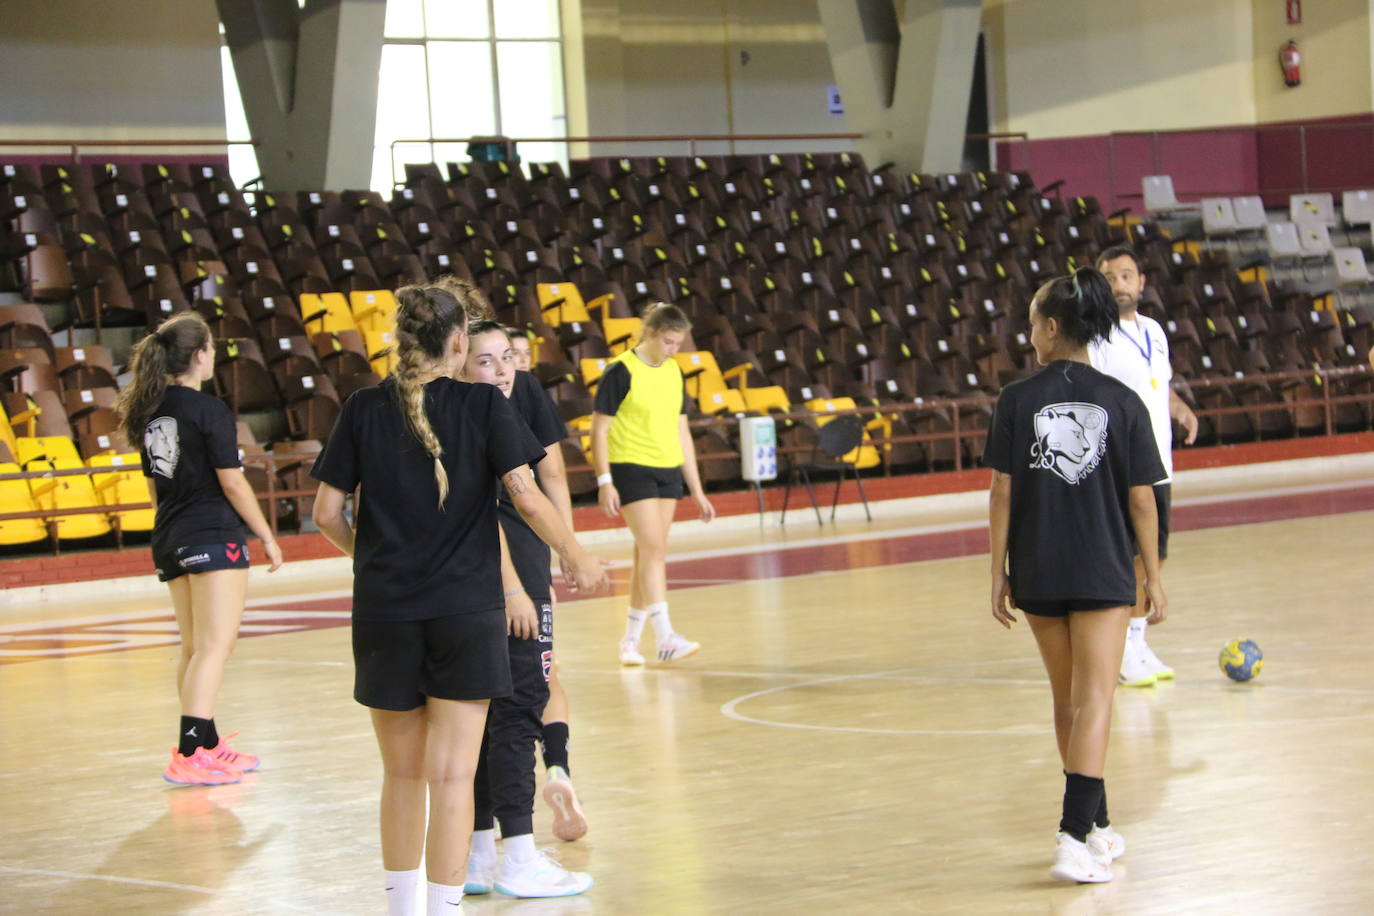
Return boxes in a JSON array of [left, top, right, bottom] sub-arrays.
[[504, 833, 537, 864], [646, 601, 672, 641], [470, 828, 498, 863], [1128, 618, 1147, 643], [624, 608, 648, 642], [384, 868, 421, 916], [426, 881, 464, 912]]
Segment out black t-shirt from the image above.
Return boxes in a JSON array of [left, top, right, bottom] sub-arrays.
[[140, 385, 246, 552], [982, 360, 1166, 605], [498, 371, 569, 600], [310, 377, 546, 621]]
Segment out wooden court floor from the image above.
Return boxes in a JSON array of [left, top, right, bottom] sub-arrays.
[[1, 493, 1372, 914]]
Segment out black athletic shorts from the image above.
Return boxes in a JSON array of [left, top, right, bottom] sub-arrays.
[[610, 462, 684, 505], [1131, 483, 1171, 561], [352, 610, 512, 710], [155, 541, 251, 582], [1017, 598, 1127, 618]]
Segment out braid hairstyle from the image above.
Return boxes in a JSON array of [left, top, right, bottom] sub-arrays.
[[429, 274, 494, 322], [1033, 268, 1117, 347], [115, 312, 212, 446], [392, 285, 467, 509]]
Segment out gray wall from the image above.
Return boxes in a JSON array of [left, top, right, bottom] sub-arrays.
[[0, 0, 225, 145]]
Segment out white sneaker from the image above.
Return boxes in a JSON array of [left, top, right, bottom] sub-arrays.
[[1119, 644, 1157, 687], [494, 850, 594, 898], [656, 632, 700, 663], [544, 766, 588, 842], [1087, 823, 1126, 861], [464, 853, 495, 894], [618, 637, 645, 667], [1050, 832, 1113, 884], [1138, 642, 1175, 679]]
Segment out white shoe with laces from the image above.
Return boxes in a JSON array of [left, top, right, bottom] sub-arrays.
[[464, 853, 495, 894], [1050, 832, 1113, 884], [1119, 643, 1157, 687], [1088, 823, 1126, 861], [656, 632, 700, 663], [1138, 641, 1175, 679], [494, 849, 594, 898], [618, 637, 645, 667]]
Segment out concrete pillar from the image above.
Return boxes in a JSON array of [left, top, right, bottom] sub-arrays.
[[217, 0, 385, 191], [817, 0, 983, 173]]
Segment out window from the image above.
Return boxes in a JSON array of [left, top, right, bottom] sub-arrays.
[[375, 0, 566, 192]]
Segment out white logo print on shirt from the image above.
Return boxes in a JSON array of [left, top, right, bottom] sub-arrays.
[[1030, 402, 1108, 485], [145, 416, 180, 479]]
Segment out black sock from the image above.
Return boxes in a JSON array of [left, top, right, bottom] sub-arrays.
[[541, 721, 570, 774], [178, 716, 213, 758], [1059, 772, 1105, 843], [203, 718, 219, 750], [1095, 788, 1110, 829]]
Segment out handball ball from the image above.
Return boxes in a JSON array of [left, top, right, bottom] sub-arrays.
[[1219, 638, 1263, 682]]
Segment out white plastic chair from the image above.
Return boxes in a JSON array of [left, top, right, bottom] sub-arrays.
[[1201, 197, 1237, 236], [1142, 175, 1200, 215], [1290, 192, 1336, 227], [1232, 196, 1269, 232]]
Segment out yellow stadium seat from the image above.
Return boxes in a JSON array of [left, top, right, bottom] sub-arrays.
[[363, 328, 398, 376], [350, 289, 399, 335], [17, 436, 82, 466], [24, 454, 111, 540], [300, 292, 357, 335], [0, 400, 19, 462], [675, 351, 725, 399], [741, 386, 791, 414], [803, 397, 882, 469], [699, 389, 747, 415], [0, 461, 50, 546], [536, 282, 592, 327], [580, 357, 611, 392], [602, 316, 642, 354], [89, 453, 155, 534]]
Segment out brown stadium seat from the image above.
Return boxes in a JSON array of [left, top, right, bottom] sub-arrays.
[[213, 337, 279, 412], [0, 304, 55, 360], [0, 349, 60, 395]]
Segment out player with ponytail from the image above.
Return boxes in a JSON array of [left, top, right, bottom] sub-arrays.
[[984, 268, 1168, 884], [116, 311, 284, 787], [310, 285, 607, 914]]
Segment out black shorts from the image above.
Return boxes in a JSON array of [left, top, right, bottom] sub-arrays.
[[352, 611, 512, 710], [1131, 483, 1171, 561], [155, 541, 251, 582], [610, 462, 684, 505], [1017, 598, 1128, 618]]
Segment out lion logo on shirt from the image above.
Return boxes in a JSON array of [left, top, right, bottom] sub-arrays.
[[145, 416, 180, 479], [1030, 402, 1108, 485]]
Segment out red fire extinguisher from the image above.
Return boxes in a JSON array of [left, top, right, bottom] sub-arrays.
[[1280, 40, 1301, 87]]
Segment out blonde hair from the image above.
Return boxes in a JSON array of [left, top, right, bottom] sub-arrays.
[[115, 312, 212, 445], [641, 301, 692, 336], [430, 274, 494, 322], [392, 285, 467, 509]]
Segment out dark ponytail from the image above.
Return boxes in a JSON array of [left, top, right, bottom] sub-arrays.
[[115, 312, 211, 445], [1033, 268, 1117, 347]]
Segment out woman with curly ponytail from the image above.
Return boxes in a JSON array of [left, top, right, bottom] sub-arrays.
[[310, 284, 608, 913], [984, 268, 1168, 884], [115, 311, 284, 788]]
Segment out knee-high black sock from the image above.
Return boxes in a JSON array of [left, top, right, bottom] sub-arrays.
[[178, 716, 213, 758], [1095, 787, 1110, 829], [541, 721, 570, 774], [1060, 772, 1105, 843]]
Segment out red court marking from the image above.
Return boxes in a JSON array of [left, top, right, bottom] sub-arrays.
[[3, 484, 1370, 663]]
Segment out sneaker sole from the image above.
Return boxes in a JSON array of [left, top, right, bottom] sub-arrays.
[[1118, 674, 1156, 687], [1151, 670, 1176, 680], [494, 876, 594, 898], [463, 882, 493, 895], [620, 656, 645, 667], [1050, 863, 1111, 884], [544, 782, 588, 842], [163, 772, 241, 787]]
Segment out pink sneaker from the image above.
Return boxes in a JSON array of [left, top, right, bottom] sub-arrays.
[[163, 747, 242, 786], [208, 732, 259, 772], [543, 765, 588, 842]]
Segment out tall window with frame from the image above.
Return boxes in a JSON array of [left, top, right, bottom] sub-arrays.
[[374, 0, 567, 192]]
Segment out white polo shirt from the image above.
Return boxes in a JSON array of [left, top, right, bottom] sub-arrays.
[[1088, 313, 1173, 483]]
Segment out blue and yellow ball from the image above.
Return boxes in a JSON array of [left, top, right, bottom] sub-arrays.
[[1219, 638, 1263, 682]]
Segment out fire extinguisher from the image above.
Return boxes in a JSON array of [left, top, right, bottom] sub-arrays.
[[1280, 40, 1301, 88]]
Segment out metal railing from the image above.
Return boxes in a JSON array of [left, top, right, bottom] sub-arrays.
[[0, 138, 259, 166]]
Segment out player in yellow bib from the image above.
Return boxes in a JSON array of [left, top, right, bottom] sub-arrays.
[[591, 303, 716, 665]]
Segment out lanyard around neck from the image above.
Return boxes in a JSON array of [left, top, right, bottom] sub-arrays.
[[1116, 319, 1152, 365]]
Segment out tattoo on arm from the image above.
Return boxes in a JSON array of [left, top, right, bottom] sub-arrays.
[[503, 468, 530, 496]]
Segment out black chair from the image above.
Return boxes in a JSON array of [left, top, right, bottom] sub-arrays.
[[779, 414, 872, 524]]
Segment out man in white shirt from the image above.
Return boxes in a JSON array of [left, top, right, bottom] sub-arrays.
[[1089, 246, 1198, 687]]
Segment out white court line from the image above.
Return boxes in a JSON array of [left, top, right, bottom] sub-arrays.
[[0, 864, 314, 913]]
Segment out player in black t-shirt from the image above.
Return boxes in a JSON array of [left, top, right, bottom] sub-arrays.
[[309, 286, 608, 915], [114, 312, 284, 788], [983, 269, 1168, 885]]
